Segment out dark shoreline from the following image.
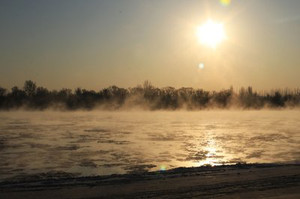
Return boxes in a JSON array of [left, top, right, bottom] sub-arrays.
[[1, 163, 300, 199]]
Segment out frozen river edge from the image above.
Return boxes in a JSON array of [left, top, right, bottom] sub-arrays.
[[1, 163, 299, 199]]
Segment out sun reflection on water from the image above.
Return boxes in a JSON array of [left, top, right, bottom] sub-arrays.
[[197, 134, 222, 166]]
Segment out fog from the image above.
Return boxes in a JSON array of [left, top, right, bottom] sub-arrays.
[[1, 81, 300, 111], [0, 110, 299, 181]]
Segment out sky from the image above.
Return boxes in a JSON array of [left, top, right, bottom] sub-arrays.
[[0, 0, 300, 91]]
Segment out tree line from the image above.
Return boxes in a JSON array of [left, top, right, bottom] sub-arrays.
[[0, 80, 299, 110]]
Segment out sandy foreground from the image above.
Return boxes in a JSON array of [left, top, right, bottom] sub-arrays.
[[0, 164, 299, 199]]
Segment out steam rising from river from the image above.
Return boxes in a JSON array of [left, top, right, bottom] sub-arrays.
[[0, 110, 299, 181]]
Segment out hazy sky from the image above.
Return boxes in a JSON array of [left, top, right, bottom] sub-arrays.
[[1, 0, 300, 90]]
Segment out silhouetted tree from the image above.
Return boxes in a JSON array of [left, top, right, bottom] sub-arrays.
[[24, 80, 37, 97], [0, 87, 7, 108], [270, 91, 284, 107], [33, 87, 50, 109], [9, 86, 26, 108], [0, 80, 299, 110]]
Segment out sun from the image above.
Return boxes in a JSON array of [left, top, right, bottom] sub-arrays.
[[197, 19, 226, 48]]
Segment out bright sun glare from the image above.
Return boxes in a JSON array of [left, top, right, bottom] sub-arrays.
[[197, 19, 226, 48]]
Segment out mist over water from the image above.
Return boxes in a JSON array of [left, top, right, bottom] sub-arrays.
[[1, 81, 300, 111], [0, 110, 299, 181]]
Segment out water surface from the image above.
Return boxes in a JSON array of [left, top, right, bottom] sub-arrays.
[[0, 111, 299, 181]]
